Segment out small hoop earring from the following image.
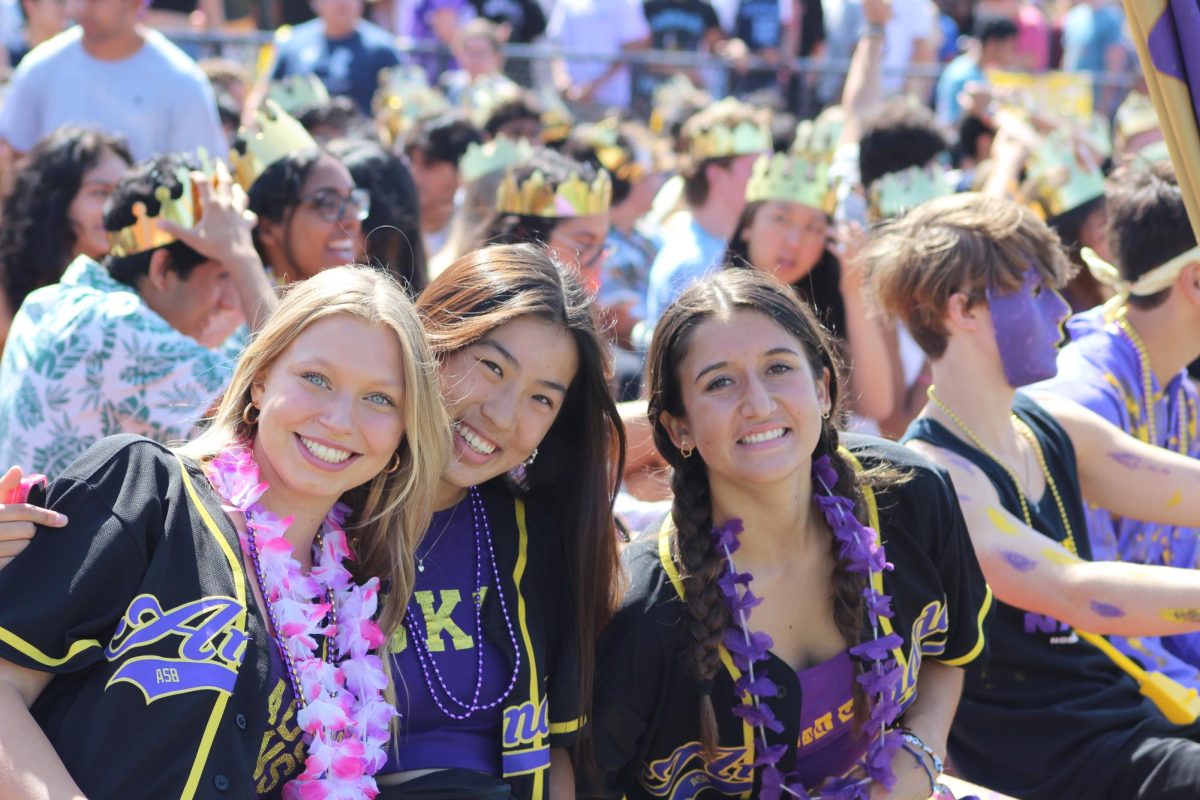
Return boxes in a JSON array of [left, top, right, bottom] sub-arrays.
[[385, 452, 401, 474], [680, 443, 695, 459], [820, 407, 830, 420], [242, 403, 260, 426], [523, 447, 538, 468]]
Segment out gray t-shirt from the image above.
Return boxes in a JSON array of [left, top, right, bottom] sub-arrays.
[[0, 27, 227, 160]]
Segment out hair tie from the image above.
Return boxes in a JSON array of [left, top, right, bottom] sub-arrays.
[[696, 679, 714, 696]]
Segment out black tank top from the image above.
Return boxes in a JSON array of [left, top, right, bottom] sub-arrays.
[[904, 392, 1194, 800]]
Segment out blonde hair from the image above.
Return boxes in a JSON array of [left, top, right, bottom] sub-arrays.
[[179, 266, 451, 635], [865, 192, 1077, 358]]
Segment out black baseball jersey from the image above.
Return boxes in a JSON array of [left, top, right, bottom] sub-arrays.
[[581, 435, 993, 798], [0, 435, 280, 799]]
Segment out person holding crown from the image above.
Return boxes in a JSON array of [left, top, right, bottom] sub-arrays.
[[582, 268, 992, 799], [724, 147, 895, 424], [0, 153, 276, 478], [645, 98, 772, 328], [867, 191, 1200, 798]]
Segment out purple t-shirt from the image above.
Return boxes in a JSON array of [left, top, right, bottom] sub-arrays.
[[382, 498, 511, 775], [791, 649, 865, 788]]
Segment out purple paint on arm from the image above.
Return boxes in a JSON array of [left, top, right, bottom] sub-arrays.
[[1001, 551, 1038, 573], [1107, 451, 1170, 475], [1090, 600, 1126, 619]]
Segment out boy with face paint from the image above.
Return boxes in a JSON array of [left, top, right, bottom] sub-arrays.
[[868, 191, 1200, 800], [1033, 162, 1200, 692]]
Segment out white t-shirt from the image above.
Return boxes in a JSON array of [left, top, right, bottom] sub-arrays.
[[547, 0, 649, 108], [0, 27, 227, 160], [882, 0, 936, 93]]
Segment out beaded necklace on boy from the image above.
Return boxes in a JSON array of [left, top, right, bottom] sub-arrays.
[[1113, 307, 1191, 453], [926, 386, 1078, 554], [403, 485, 522, 720]]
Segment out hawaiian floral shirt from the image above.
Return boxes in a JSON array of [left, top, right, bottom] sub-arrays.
[[0, 256, 244, 477]]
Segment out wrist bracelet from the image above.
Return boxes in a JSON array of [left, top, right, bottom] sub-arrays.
[[864, 22, 886, 39], [901, 743, 937, 795], [898, 729, 944, 774]]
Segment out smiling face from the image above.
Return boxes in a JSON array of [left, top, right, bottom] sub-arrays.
[[438, 315, 579, 496], [69, 146, 129, 260], [250, 314, 407, 510], [261, 154, 363, 280], [985, 268, 1071, 387], [661, 310, 830, 493], [743, 200, 829, 285]]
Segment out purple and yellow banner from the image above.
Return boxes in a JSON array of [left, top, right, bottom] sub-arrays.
[[1124, 0, 1200, 240]]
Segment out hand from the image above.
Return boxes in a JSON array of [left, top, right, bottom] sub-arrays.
[[0, 467, 67, 571], [156, 160, 260, 273], [868, 745, 937, 800], [832, 221, 869, 292], [864, 0, 892, 27]]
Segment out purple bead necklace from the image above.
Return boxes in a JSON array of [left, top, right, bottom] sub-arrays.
[[403, 486, 521, 720], [246, 523, 336, 713]]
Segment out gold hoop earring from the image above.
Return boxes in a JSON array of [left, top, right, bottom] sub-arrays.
[[242, 403, 260, 426], [680, 443, 695, 459], [820, 407, 830, 420], [385, 452, 401, 474]]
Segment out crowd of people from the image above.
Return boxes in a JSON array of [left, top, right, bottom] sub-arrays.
[[1, 0, 1198, 798]]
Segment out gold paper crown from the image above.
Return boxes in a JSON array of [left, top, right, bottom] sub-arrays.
[[460, 75, 524, 129], [1116, 91, 1161, 143], [578, 118, 652, 185], [538, 89, 574, 145], [648, 75, 710, 136], [231, 100, 319, 190], [685, 98, 771, 162], [267, 73, 330, 116], [108, 157, 213, 258], [792, 107, 843, 161], [373, 65, 450, 147], [867, 164, 953, 221], [745, 153, 834, 213], [460, 137, 533, 184], [495, 168, 611, 218], [1025, 129, 1106, 219]]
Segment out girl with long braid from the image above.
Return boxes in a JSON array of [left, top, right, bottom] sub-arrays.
[[582, 269, 992, 799]]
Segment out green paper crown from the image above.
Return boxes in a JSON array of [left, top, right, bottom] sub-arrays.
[[267, 74, 330, 116], [231, 101, 318, 190], [460, 137, 533, 184], [745, 153, 834, 213], [792, 107, 843, 161], [686, 98, 772, 162], [867, 164, 953, 221], [1025, 129, 1106, 219], [373, 65, 449, 146]]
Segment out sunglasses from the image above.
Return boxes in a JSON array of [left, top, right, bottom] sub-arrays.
[[301, 187, 371, 223]]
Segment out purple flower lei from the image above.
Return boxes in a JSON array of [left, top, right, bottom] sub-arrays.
[[710, 455, 904, 800]]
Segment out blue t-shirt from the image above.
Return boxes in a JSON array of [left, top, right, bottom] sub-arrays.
[[272, 19, 402, 115], [935, 53, 984, 126], [645, 213, 728, 326], [1061, 4, 1125, 73]]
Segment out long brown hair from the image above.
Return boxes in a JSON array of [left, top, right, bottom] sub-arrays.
[[645, 268, 872, 756], [417, 242, 627, 732]]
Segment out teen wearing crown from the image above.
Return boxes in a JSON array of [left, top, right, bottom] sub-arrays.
[[584, 269, 992, 800]]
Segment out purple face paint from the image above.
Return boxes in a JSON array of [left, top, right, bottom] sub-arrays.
[[986, 268, 1070, 388], [1001, 551, 1038, 572], [1090, 600, 1126, 619]]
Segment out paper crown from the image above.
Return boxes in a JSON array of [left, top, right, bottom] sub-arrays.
[[108, 157, 213, 258], [685, 98, 772, 162], [577, 118, 654, 185], [792, 107, 843, 161], [648, 75, 711, 136], [267, 73, 330, 116], [745, 152, 834, 213], [538, 89, 574, 145], [1116, 91, 1161, 143], [495, 167, 611, 218], [373, 65, 450, 146], [460, 137, 533, 184], [1024, 129, 1106, 219], [231, 100, 319, 190], [460, 74, 524, 129], [867, 164, 953, 221]]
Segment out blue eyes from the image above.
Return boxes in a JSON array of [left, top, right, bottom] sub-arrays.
[[300, 371, 395, 407]]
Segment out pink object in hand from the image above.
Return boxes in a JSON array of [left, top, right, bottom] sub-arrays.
[[3, 474, 47, 504]]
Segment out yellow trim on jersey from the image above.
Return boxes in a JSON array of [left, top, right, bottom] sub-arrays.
[[549, 716, 586, 735], [511, 498, 547, 799], [939, 586, 992, 667], [0, 628, 100, 668], [657, 520, 755, 799], [177, 457, 249, 800]]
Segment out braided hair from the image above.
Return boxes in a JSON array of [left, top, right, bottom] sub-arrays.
[[645, 268, 876, 756]]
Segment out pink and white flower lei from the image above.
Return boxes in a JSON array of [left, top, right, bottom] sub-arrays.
[[206, 444, 396, 800]]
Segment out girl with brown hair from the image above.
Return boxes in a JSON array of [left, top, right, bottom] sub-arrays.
[[583, 269, 990, 799]]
